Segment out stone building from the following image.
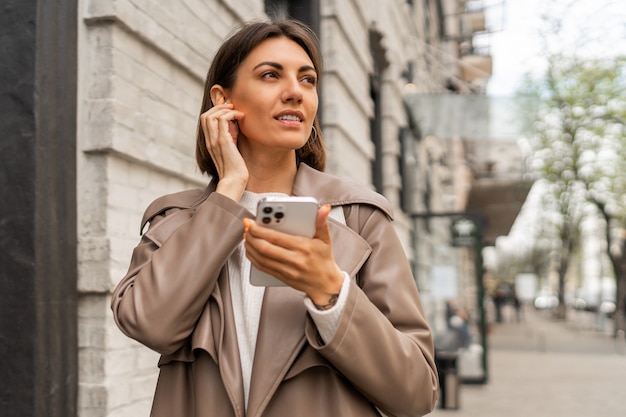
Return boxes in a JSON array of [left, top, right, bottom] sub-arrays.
[[1, 0, 500, 416]]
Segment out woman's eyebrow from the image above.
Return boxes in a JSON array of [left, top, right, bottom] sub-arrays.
[[253, 61, 282, 71], [253, 61, 316, 73]]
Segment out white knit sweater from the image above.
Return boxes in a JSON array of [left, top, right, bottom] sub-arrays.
[[228, 191, 350, 409]]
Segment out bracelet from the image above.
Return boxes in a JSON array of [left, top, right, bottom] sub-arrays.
[[313, 293, 340, 311]]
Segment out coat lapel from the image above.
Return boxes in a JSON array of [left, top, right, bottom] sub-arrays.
[[327, 220, 372, 278], [246, 286, 308, 417], [217, 272, 247, 417]]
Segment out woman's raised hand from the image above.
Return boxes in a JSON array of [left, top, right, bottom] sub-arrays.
[[200, 99, 247, 201]]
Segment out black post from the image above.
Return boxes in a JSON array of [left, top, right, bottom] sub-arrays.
[[412, 211, 489, 384], [0, 0, 78, 416], [474, 227, 488, 384]]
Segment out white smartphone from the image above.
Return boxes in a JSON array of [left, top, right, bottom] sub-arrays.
[[249, 196, 319, 286]]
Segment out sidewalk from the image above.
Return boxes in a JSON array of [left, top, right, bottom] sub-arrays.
[[426, 307, 626, 417]]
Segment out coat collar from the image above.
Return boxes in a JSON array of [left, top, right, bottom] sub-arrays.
[[140, 163, 392, 233], [292, 163, 393, 219]]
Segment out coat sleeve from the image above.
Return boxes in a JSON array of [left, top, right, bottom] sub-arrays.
[[305, 204, 439, 417], [111, 192, 253, 355]]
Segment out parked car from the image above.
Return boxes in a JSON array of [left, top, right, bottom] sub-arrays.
[[534, 290, 559, 310], [571, 295, 616, 316], [599, 300, 617, 317]]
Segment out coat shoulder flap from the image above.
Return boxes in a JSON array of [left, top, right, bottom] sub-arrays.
[[139, 188, 208, 247], [139, 188, 207, 235]]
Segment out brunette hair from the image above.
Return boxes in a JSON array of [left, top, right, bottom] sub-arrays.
[[195, 19, 326, 177]]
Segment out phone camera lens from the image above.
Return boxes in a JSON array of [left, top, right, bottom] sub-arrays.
[[263, 206, 273, 214], [274, 212, 284, 220], [262, 217, 271, 224]]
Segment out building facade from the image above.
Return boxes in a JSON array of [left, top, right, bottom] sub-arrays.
[[1, 1, 496, 416]]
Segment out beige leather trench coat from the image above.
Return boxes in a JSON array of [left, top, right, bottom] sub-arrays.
[[112, 163, 439, 417]]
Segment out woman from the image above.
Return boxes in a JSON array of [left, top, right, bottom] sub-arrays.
[[111, 19, 438, 417]]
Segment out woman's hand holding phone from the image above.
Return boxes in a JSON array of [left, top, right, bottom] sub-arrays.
[[244, 202, 344, 305], [200, 97, 247, 201]]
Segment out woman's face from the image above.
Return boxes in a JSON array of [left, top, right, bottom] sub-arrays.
[[228, 36, 318, 156]]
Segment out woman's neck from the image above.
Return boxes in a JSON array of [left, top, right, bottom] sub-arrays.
[[244, 156, 297, 194]]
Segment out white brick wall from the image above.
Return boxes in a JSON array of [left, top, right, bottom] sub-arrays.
[[76, 1, 460, 415], [78, 0, 228, 414]]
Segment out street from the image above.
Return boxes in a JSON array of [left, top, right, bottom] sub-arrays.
[[427, 306, 626, 417]]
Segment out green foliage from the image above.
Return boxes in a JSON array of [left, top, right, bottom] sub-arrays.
[[520, 56, 626, 228]]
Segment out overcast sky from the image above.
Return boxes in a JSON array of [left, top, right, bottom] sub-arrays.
[[485, 0, 626, 97]]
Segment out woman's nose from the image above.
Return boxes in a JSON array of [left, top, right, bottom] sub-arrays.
[[281, 77, 303, 103]]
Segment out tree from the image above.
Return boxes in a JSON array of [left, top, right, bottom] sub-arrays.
[[520, 55, 626, 330], [513, 0, 626, 330]]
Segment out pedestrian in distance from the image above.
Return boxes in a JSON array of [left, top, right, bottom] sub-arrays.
[[111, 19, 438, 417]]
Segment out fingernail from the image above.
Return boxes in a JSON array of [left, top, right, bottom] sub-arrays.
[[243, 218, 251, 232]]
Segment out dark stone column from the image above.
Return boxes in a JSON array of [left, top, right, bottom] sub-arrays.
[[289, 0, 320, 36], [0, 0, 78, 416]]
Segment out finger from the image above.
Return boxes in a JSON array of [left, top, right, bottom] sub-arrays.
[[200, 108, 223, 146], [203, 115, 221, 165], [202, 107, 234, 134], [245, 236, 307, 282], [217, 115, 233, 144], [228, 120, 239, 141], [246, 220, 311, 251], [245, 231, 290, 273], [245, 220, 311, 264], [313, 204, 332, 243], [200, 102, 233, 123], [214, 110, 244, 141], [202, 109, 243, 157], [200, 105, 236, 138], [243, 218, 252, 241]]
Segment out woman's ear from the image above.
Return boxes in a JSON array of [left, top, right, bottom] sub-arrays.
[[210, 85, 228, 106]]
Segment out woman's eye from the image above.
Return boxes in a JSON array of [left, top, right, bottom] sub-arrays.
[[302, 75, 317, 85], [262, 72, 278, 79]]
